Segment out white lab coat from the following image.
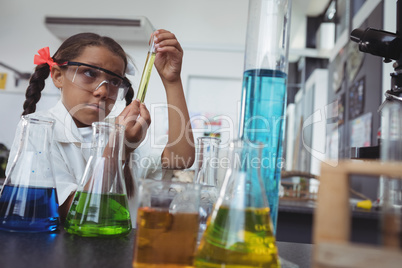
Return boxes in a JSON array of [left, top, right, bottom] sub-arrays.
[[5, 100, 167, 207]]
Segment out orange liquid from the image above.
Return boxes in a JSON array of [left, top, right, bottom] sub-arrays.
[[133, 207, 199, 268]]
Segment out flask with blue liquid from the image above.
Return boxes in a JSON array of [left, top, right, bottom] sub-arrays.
[[0, 115, 59, 232], [239, 0, 291, 232]]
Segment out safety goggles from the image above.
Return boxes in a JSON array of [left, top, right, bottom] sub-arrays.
[[61, 61, 131, 100]]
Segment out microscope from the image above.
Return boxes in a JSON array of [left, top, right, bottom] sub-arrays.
[[350, 0, 402, 159]]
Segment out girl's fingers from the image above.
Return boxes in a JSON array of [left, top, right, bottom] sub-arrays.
[[154, 40, 183, 53], [116, 100, 140, 129], [155, 46, 183, 56], [118, 99, 140, 119], [126, 103, 151, 132], [128, 113, 150, 140], [139, 102, 151, 125], [154, 29, 171, 36], [118, 102, 151, 141], [154, 32, 175, 42], [154, 31, 182, 51]]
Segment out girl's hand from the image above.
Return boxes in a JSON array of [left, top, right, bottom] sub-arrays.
[[153, 29, 183, 84], [116, 99, 151, 151]]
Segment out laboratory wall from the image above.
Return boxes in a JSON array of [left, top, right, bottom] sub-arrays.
[[327, 2, 383, 160], [0, 0, 247, 149], [326, 1, 384, 200]]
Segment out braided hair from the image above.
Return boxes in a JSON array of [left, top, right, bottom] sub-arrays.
[[22, 33, 135, 115]]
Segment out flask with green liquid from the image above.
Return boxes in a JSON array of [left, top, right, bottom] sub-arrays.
[[195, 140, 280, 268], [64, 122, 132, 237]]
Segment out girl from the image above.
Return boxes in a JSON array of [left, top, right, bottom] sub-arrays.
[[6, 29, 195, 220]]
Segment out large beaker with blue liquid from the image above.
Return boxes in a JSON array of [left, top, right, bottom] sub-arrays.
[[239, 0, 291, 232], [0, 115, 59, 232]]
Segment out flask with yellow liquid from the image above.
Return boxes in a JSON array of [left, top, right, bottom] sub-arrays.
[[194, 140, 280, 268]]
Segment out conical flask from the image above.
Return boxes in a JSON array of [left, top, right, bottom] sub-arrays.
[[0, 115, 59, 232], [64, 122, 132, 237], [194, 137, 221, 243], [195, 140, 280, 267]]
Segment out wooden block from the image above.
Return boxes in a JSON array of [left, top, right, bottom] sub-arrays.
[[312, 160, 402, 268], [315, 243, 402, 268]]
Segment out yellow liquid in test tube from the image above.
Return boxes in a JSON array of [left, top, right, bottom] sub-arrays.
[[136, 38, 156, 103]]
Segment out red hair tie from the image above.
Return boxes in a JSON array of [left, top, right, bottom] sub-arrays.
[[34, 47, 57, 70]]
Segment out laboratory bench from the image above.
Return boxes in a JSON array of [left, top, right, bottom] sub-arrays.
[[276, 199, 381, 245], [0, 228, 312, 268]]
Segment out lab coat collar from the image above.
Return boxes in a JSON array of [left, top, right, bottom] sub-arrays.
[[48, 100, 84, 144]]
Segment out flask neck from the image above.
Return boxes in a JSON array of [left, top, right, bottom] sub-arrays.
[[219, 141, 269, 208], [78, 122, 127, 195], [19, 116, 55, 154], [90, 122, 125, 160], [7, 115, 56, 188]]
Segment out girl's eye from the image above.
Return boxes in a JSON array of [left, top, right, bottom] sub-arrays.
[[82, 68, 99, 79], [110, 78, 122, 87]]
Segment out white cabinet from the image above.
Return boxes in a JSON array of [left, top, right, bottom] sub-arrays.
[[290, 68, 328, 176]]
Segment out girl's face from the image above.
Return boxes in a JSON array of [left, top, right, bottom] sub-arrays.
[[58, 46, 126, 128]]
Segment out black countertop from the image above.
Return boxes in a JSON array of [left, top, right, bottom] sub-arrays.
[[279, 199, 381, 219], [277, 199, 381, 245], [0, 228, 312, 268]]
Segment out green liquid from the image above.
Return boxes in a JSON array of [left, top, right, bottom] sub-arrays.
[[64, 191, 132, 237], [195, 207, 279, 268]]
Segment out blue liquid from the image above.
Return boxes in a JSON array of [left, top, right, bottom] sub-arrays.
[[240, 69, 287, 232], [0, 185, 59, 232]]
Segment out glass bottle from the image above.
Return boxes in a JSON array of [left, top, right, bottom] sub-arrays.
[[64, 122, 132, 237], [195, 137, 221, 186], [239, 0, 291, 233], [195, 140, 280, 268], [0, 115, 59, 232], [194, 136, 221, 243]]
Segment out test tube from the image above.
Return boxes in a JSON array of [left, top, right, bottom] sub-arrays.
[[136, 36, 156, 102]]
